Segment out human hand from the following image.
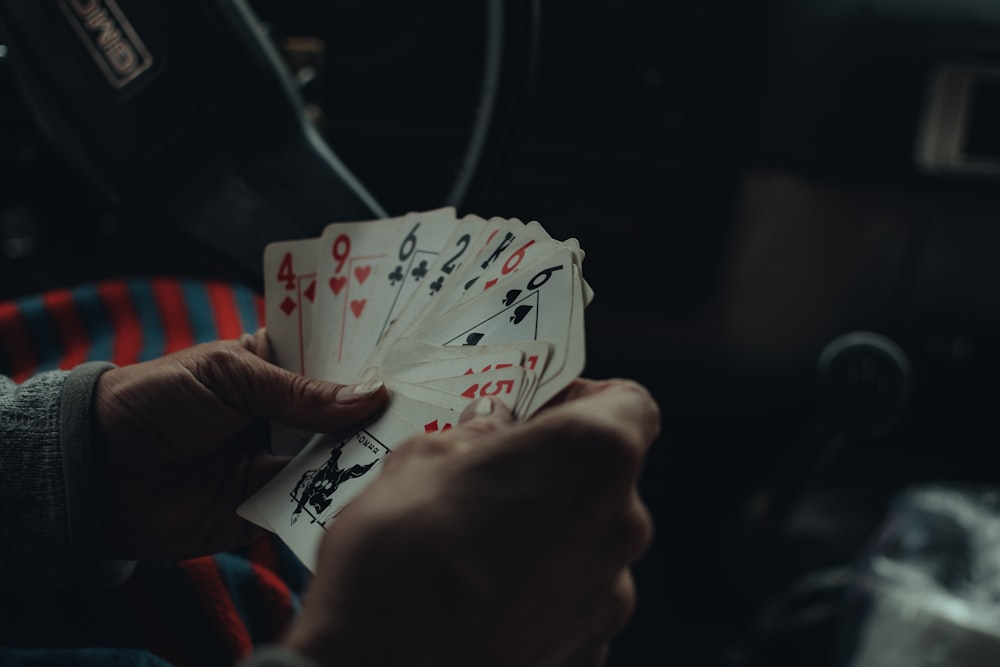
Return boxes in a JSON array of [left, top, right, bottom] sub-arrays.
[[93, 330, 388, 561], [284, 377, 660, 667]]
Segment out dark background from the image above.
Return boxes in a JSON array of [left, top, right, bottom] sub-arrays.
[[6, 1, 1000, 665]]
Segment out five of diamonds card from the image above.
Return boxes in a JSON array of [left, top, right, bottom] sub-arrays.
[[238, 207, 592, 570]]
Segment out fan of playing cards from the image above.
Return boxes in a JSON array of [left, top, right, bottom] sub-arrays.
[[238, 207, 591, 570]]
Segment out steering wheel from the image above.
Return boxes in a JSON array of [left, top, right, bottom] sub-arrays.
[[0, 0, 539, 292]]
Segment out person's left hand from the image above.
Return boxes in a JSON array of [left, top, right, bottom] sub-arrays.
[[92, 330, 388, 561]]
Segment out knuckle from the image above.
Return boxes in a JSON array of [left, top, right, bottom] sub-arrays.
[[606, 571, 638, 632], [192, 343, 247, 391], [596, 497, 654, 568], [617, 498, 654, 562], [611, 573, 636, 628], [610, 378, 662, 442], [559, 413, 643, 474], [240, 328, 272, 360], [543, 380, 661, 475], [293, 376, 329, 410], [204, 341, 245, 366]]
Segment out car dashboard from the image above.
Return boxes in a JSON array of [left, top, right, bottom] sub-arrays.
[[5, 1, 1000, 665]]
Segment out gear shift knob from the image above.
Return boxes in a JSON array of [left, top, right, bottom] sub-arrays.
[[817, 331, 914, 438]]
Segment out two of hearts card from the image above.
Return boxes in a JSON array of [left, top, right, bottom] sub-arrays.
[[238, 207, 592, 570]]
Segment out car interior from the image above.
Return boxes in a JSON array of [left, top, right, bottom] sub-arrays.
[[4, 1, 1000, 665]]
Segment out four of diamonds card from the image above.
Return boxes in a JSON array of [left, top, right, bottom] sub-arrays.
[[238, 207, 592, 570]]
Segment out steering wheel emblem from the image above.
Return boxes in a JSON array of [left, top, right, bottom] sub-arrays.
[[57, 0, 153, 89]]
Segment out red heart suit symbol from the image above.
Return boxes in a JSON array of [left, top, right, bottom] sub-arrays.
[[329, 276, 347, 296], [350, 299, 367, 318], [354, 265, 372, 284]]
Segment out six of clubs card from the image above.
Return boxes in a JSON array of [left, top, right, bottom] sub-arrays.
[[239, 207, 591, 570]]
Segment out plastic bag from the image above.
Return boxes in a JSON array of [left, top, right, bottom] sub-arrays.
[[839, 485, 1000, 667]]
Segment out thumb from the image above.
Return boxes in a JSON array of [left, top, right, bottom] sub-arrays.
[[456, 396, 515, 435], [262, 373, 389, 434], [207, 344, 390, 433]]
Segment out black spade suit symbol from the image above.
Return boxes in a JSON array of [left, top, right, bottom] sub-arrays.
[[510, 305, 533, 325], [503, 289, 522, 307]]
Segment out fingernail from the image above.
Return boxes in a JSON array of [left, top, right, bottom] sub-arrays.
[[474, 397, 493, 417], [337, 380, 384, 404]]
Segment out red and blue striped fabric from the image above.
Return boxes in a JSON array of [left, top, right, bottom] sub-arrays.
[[0, 277, 310, 667], [0, 277, 265, 380]]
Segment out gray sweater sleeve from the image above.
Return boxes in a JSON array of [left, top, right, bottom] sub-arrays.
[[0, 363, 326, 665], [0, 362, 134, 588]]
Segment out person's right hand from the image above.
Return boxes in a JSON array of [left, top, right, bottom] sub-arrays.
[[283, 377, 660, 667]]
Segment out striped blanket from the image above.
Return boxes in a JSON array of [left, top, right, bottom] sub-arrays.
[[0, 277, 311, 666]]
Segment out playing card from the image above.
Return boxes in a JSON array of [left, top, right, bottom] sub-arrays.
[[452, 220, 559, 305], [247, 210, 593, 566], [381, 391, 464, 437], [263, 238, 320, 456], [408, 246, 585, 417], [369, 338, 551, 383], [522, 262, 586, 415], [409, 243, 571, 349], [310, 216, 406, 382], [420, 366, 532, 416], [406, 217, 527, 333], [389, 376, 524, 415], [450, 225, 596, 318], [367, 338, 477, 376], [339, 208, 460, 375], [363, 214, 489, 370], [263, 238, 319, 375], [244, 406, 423, 571], [558, 237, 596, 306], [385, 379, 472, 414], [386, 350, 526, 384]]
